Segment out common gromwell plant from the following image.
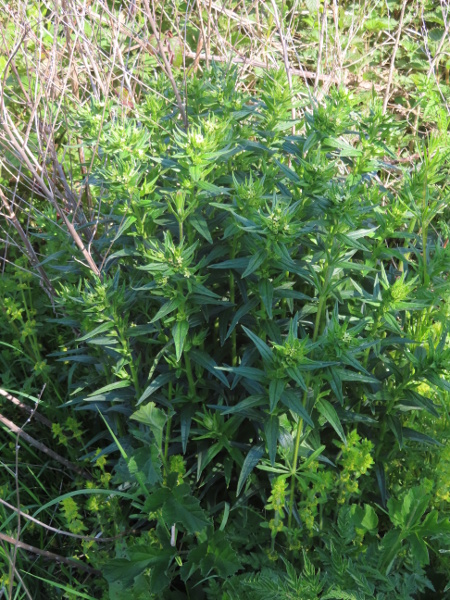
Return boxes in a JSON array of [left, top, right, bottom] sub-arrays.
[[1, 0, 450, 588], [19, 66, 444, 598]]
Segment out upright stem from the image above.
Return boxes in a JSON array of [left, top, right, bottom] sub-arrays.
[[230, 246, 237, 366], [422, 173, 429, 287], [184, 351, 196, 397], [287, 281, 328, 528]]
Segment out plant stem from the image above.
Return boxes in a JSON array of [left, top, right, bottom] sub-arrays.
[[184, 351, 196, 397], [288, 387, 308, 529], [288, 282, 328, 527]]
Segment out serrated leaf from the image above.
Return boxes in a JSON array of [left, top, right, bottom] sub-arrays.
[[131, 402, 167, 449], [237, 444, 264, 496], [162, 484, 210, 533], [305, 0, 318, 13]]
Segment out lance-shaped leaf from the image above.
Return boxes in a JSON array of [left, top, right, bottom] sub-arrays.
[[316, 398, 346, 444], [172, 320, 189, 362], [242, 326, 273, 363], [237, 444, 264, 496]]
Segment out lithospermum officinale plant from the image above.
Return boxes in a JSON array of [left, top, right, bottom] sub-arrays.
[[51, 67, 450, 598]]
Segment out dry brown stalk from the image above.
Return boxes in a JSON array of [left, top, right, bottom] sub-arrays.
[[0, 188, 55, 296], [0, 531, 101, 575], [142, 0, 188, 128], [0, 411, 93, 479], [0, 497, 127, 543], [382, 0, 408, 114], [315, 0, 329, 95], [0, 388, 52, 429], [269, 0, 295, 133]]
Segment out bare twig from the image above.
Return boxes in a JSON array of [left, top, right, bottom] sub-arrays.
[[0, 531, 101, 575], [0, 388, 52, 428], [0, 497, 128, 543], [270, 0, 295, 133], [0, 188, 55, 296], [0, 412, 92, 479], [382, 0, 408, 114], [141, 0, 188, 129], [315, 0, 329, 95]]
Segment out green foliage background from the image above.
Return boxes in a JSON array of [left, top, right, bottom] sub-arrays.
[[0, 1, 449, 598]]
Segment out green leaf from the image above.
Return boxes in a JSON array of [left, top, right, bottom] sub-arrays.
[[138, 372, 174, 405], [131, 402, 167, 449], [269, 378, 285, 412], [242, 326, 273, 363], [172, 320, 189, 362], [77, 321, 115, 342], [150, 298, 182, 323], [316, 398, 346, 444], [258, 279, 274, 319], [162, 484, 210, 533], [402, 427, 442, 446], [189, 214, 213, 243], [190, 349, 230, 387], [112, 215, 137, 242], [407, 532, 429, 565], [237, 444, 264, 496], [219, 365, 266, 384], [264, 416, 279, 466], [280, 390, 314, 428], [103, 547, 173, 587], [242, 250, 266, 278], [87, 380, 131, 397]]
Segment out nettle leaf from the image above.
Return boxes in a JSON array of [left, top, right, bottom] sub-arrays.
[[131, 402, 167, 449], [162, 484, 210, 533], [305, 0, 318, 14], [237, 444, 264, 496], [103, 547, 173, 589]]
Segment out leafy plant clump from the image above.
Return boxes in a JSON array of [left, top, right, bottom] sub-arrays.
[[1, 63, 450, 598]]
